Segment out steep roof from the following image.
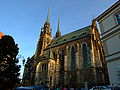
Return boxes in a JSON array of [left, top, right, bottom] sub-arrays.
[[46, 25, 92, 49]]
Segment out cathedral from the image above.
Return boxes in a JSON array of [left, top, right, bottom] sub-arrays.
[[22, 10, 109, 88]]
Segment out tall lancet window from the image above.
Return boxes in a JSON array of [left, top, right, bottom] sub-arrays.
[[61, 50, 65, 71], [71, 46, 76, 71], [83, 43, 88, 68]]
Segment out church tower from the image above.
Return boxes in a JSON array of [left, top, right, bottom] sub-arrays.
[[35, 9, 52, 59], [55, 17, 61, 38]]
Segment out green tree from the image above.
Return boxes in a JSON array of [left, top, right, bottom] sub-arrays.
[[0, 35, 21, 90]]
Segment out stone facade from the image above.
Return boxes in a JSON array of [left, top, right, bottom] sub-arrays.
[[23, 11, 109, 88], [96, 1, 120, 86]]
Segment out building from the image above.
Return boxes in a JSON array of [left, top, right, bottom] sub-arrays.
[[23, 10, 109, 88], [96, 1, 120, 86], [22, 56, 35, 86]]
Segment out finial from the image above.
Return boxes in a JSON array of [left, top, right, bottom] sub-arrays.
[[46, 8, 50, 23]]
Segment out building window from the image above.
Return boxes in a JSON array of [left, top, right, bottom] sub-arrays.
[[82, 43, 88, 68], [46, 63, 48, 70], [71, 46, 76, 71], [50, 76, 52, 85], [44, 63, 46, 70], [116, 66, 120, 81], [42, 63, 48, 71], [53, 51, 57, 60], [61, 50, 65, 71], [115, 12, 120, 24], [42, 63, 44, 71]]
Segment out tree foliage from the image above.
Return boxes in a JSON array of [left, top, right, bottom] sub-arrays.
[[0, 35, 21, 90]]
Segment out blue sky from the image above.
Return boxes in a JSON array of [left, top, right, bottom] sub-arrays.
[[0, 0, 118, 78]]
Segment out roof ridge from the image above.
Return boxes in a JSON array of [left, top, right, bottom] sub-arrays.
[[46, 25, 92, 49], [52, 25, 92, 41]]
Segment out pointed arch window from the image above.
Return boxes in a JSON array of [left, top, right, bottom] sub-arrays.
[[71, 46, 76, 71], [52, 51, 57, 60], [46, 63, 48, 71], [61, 50, 65, 71], [82, 43, 88, 68], [50, 76, 52, 85], [44, 63, 46, 70], [42, 63, 44, 71]]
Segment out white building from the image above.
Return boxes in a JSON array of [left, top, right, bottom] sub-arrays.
[[96, 1, 120, 86]]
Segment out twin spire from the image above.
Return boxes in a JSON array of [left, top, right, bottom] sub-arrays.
[[46, 8, 50, 23], [44, 9, 61, 38], [35, 9, 61, 60], [56, 17, 61, 38]]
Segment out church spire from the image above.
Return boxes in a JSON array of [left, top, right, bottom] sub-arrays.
[[46, 8, 50, 23], [35, 9, 52, 59], [55, 17, 61, 38], [43, 8, 52, 37], [57, 17, 60, 32]]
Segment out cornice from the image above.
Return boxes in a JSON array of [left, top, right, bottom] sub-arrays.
[[101, 27, 120, 40], [96, 1, 120, 21], [106, 56, 120, 63], [101, 24, 119, 36], [105, 51, 120, 57]]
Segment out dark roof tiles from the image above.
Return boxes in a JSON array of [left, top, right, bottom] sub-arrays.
[[46, 25, 92, 49]]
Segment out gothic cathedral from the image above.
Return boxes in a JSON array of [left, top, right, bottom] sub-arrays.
[[22, 10, 109, 88]]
